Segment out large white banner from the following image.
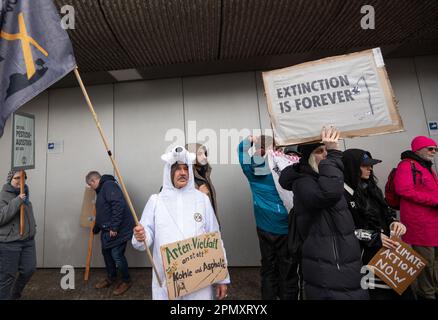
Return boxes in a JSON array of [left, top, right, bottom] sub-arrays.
[[262, 48, 403, 145]]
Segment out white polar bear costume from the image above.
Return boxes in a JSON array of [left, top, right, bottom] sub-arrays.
[[132, 146, 230, 300]]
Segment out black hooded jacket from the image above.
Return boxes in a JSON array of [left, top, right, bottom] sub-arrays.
[[94, 175, 135, 249], [342, 149, 397, 264], [279, 150, 368, 300]]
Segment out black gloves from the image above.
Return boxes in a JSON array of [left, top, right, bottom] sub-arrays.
[[92, 225, 101, 234]]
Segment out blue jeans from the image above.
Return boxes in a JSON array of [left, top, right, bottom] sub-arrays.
[[101, 241, 130, 283], [0, 239, 36, 300]]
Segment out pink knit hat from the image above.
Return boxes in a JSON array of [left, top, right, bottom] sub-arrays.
[[411, 136, 437, 152]]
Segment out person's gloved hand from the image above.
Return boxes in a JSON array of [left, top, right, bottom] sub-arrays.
[[92, 225, 101, 234]]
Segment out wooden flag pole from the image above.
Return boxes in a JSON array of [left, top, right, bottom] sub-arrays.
[[84, 208, 96, 281], [73, 67, 163, 286], [19, 170, 25, 235]]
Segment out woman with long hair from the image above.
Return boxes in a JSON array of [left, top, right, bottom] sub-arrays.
[[342, 149, 412, 300]]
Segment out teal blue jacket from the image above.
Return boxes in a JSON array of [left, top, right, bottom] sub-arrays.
[[238, 139, 288, 235]]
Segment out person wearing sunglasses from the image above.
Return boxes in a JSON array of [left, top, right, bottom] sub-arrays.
[[0, 170, 36, 300], [393, 136, 438, 300]]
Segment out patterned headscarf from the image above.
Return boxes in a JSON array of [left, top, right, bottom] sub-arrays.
[[6, 170, 26, 184]]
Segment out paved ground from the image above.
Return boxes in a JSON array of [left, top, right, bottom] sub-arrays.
[[20, 267, 261, 300]]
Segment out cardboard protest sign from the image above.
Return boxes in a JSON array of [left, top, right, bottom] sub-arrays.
[[262, 48, 403, 145], [367, 239, 427, 295], [80, 187, 96, 228], [160, 232, 228, 300]]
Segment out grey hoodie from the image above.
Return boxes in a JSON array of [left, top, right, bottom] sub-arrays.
[[0, 183, 36, 242]]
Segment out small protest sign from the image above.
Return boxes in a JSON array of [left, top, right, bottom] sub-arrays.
[[367, 239, 427, 295], [80, 187, 96, 228], [160, 232, 228, 300], [12, 112, 35, 170], [262, 48, 403, 145]]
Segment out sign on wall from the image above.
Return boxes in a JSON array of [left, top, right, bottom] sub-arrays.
[[262, 48, 404, 145], [160, 232, 228, 300], [12, 112, 35, 170], [367, 239, 427, 295], [428, 121, 438, 136], [48, 140, 64, 154]]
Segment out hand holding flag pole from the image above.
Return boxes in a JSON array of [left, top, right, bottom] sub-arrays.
[[19, 170, 25, 235], [73, 67, 163, 286]]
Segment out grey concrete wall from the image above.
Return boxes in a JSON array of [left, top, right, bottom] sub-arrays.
[[182, 72, 261, 265], [44, 85, 114, 267], [113, 79, 185, 267], [0, 55, 437, 267]]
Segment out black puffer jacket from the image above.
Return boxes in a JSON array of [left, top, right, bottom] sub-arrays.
[[279, 150, 368, 300]]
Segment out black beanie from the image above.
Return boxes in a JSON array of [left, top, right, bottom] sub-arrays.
[[297, 143, 324, 162]]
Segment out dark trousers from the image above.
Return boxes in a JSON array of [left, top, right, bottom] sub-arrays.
[[369, 286, 415, 300], [101, 241, 130, 283], [256, 228, 301, 300], [412, 246, 438, 300], [0, 239, 36, 300]]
